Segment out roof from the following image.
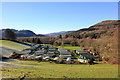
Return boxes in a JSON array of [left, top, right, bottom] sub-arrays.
[[32, 44, 41, 48], [41, 45, 48, 48], [58, 48, 71, 55], [49, 47, 56, 49], [35, 50, 45, 53], [80, 54, 94, 59], [75, 49, 89, 54]]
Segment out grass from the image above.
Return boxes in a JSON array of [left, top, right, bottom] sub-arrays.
[[1, 41, 119, 78], [0, 40, 30, 51], [42, 44, 82, 51], [2, 60, 118, 78]]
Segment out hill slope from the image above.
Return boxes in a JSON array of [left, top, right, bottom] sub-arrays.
[[0, 40, 30, 51], [67, 20, 119, 64]]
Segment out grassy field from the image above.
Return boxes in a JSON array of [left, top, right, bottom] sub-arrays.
[[1, 40, 119, 78], [42, 44, 82, 51], [2, 60, 118, 78], [0, 40, 30, 51]]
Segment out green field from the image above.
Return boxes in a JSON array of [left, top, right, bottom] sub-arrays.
[[42, 44, 82, 51], [2, 60, 118, 78], [1, 40, 119, 78], [0, 40, 30, 51]]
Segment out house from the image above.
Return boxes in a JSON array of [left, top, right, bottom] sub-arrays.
[[58, 48, 71, 59], [35, 50, 45, 56], [78, 54, 95, 64], [27, 55, 36, 59], [41, 45, 49, 50], [59, 54, 71, 59], [32, 44, 41, 49], [74, 49, 89, 55], [35, 55, 43, 59], [43, 56, 50, 60], [20, 54, 29, 58], [53, 57, 59, 60], [78, 58, 90, 63], [47, 47, 58, 54], [49, 47, 58, 50]]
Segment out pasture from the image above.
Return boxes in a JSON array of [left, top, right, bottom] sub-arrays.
[[42, 44, 82, 51], [2, 60, 118, 78]]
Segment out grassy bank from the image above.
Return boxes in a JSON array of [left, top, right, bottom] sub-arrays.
[[0, 40, 30, 51], [2, 60, 118, 78]]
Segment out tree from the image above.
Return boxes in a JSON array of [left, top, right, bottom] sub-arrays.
[[58, 35, 62, 39], [65, 34, 69, 38], [4, 29, 16, 40], [32, 38, 35, 43], [70, 41, 78, 46]]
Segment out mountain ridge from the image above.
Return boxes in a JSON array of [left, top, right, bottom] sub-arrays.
[[0, 29, 74, 37]]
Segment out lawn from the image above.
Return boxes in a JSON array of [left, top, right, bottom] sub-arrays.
[[42, 44, 82, 51], [0, 40, 30, 51], [2, 60, 118, 78]]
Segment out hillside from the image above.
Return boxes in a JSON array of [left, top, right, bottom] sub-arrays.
[[66, 20, 119, 64], [0, 40, 30, 51], [68, 20, 118, 39]]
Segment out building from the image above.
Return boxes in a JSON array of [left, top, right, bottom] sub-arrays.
[[58, 48, 71, 59], [35, 50, 45, 56], [74, 49, 89, 55]]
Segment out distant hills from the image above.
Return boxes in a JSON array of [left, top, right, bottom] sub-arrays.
[[0, 29, 74, 37], [45, 31, 74, 36]]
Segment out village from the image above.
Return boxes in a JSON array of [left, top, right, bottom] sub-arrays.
[[10, 43, 99, 65]]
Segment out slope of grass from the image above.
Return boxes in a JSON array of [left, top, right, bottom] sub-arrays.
[[0, 40, 30, 51], [2, 60, 118, 78]]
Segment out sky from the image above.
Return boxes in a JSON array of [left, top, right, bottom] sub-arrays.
[[1, 2, 118, 34]]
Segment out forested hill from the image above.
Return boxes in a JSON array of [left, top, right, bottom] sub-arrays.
[[66, 20, 118, 39], [65, 20, 119, 64]]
